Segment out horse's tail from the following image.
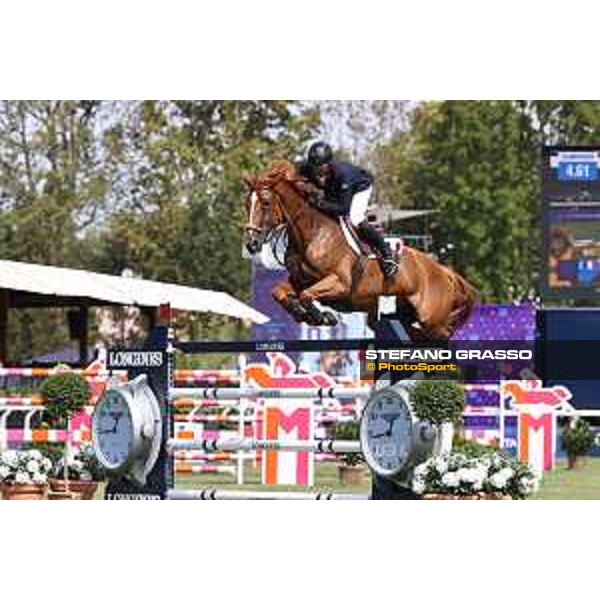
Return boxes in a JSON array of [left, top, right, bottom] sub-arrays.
[[449, 272, 478, 333]]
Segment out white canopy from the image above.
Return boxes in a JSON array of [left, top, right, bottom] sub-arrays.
[[0, 259, 269, 324]]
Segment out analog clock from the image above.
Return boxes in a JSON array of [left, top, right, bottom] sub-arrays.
[[360, 382, 437, 483], [94, 389, 134, 470], [92, 375, 162, 487]]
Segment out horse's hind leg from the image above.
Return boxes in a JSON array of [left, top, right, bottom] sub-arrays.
[[272, 280, 309, 323]]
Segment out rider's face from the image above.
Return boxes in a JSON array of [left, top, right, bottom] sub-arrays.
[[314, 164, 331, 186]]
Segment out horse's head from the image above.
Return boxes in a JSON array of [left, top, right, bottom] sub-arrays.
[[243, 175, 283, 255], [243, 162, 301, 254]]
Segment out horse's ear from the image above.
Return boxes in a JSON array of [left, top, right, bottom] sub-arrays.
[[243, 176, 254, 189]]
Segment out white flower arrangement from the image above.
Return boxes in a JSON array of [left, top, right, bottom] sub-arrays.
[[412, 450, 539, 499], [0, 449, 54, 486], [54, 445, 104, 482]]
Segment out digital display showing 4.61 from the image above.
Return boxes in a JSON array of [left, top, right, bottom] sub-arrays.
[[543, 146, 600, 298]]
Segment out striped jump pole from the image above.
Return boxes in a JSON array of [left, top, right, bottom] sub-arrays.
[[170, 387, 371, 401], [173, 414, 253, 424], [173, 369, 240, 384], [0, 396, 44, 406], [174, 464, 237, 476], [173, 451, 240, 461], [169, 438, 361, 454], [172, 398, 252, 409], [166, 488, 369, 500]]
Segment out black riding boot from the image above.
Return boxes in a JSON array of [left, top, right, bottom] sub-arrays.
[[357, 222, 398, 279]]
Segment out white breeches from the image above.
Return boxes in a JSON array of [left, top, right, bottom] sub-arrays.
[[349, 186, 372, 226]]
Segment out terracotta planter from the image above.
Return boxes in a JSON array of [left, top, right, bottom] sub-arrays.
[[49, 479, 98, 500], [48, 491, 83, 500], [422, 493, 511, 500], [1, 483, 48, 500], [338, 465, 364, 486]]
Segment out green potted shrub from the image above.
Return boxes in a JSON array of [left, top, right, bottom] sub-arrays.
[[562, 419, 596, 469], [330, 420, 364, 486], [39, 371, 91, 429], [37, 371, 92, 499], [410, 380, 466, 454]]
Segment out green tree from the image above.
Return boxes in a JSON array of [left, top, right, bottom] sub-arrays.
[[0, 101, 118, 361]]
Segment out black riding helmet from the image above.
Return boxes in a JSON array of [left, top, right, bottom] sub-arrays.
[[307, 141, 333, 167]]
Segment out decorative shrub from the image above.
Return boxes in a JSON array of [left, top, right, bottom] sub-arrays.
[[330, 420, 364, 467], [53, 444, 106, 482], [412, 450, 538, 499], [452, 436, 498, 457], [0, 449, 54, 485], [410, 380, 465, 425], [39, 372, 91, 428], [562, 419, 596, 458]]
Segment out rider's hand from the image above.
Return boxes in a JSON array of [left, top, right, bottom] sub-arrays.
[[309, 189, 325, 207]]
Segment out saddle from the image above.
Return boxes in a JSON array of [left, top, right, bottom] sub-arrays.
[[339, 218, 374, 257]]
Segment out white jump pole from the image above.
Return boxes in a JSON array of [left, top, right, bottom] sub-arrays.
[[166, 488, 369, 500], [170, 387, 371, 401], [169, 438, 361, 454]]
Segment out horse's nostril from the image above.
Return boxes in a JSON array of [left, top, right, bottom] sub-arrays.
[[245, 238, 261, 254]]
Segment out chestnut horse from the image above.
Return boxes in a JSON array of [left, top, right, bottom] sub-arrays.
[[243, 161, 477, 341]]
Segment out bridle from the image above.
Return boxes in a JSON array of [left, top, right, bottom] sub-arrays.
[[244, 184, 277, 245], [244, 176, 311, 260]]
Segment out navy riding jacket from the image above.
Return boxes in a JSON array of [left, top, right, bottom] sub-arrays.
[[298, 161, 373, 217]]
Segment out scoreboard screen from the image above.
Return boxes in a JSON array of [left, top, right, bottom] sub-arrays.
[[542, 146, 600, 299]]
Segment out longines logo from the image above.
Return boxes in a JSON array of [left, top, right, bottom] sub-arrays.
[[107, 351, 164, 368]]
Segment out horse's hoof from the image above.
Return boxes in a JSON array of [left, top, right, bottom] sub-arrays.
[[321, 312, 338, 326]]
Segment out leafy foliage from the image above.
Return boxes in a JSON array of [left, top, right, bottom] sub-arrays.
[[413, 450, 538, 499], [562, 419, 596, 458], [330, 420, 364, 466], [410, 380, 465, 425], [39, 372, 90, 428], [372, 100, 600, 302], [53, 444, 106, 482], [0, 100, 318, 362]]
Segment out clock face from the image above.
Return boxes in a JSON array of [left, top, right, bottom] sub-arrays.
[[94, 389, 134, 469], [362, 390, 413, 476]]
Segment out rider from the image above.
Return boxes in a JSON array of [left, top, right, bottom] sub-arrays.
[[298, 141, 398, 279]]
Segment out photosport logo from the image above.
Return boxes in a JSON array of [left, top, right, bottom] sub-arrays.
[[359, 341, 535, 382]]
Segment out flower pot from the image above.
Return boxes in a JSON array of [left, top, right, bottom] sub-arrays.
[[1, 483, 48, 500], [49, 479, 98, 500], [421, 493, 511, 500], [338, 465, 364, 486], [47, 490, 83, 500]]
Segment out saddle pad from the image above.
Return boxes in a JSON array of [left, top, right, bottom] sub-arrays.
[[339, 218, 375, 258]]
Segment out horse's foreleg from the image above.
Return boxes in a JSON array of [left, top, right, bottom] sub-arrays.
[[272, 281, 309, 323], [298, 274, 346, 327]]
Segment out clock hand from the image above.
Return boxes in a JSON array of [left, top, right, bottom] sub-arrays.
[[111, 412, 123, 433], [385, 415, 400, 436]]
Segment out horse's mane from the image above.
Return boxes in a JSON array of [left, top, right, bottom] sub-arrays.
[[261, 160, 298, 182], [248, 159, 309, 196]]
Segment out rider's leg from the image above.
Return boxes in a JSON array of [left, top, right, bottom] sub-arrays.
[[349, 187, 372, 225], [355, 220, 398, 279]]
